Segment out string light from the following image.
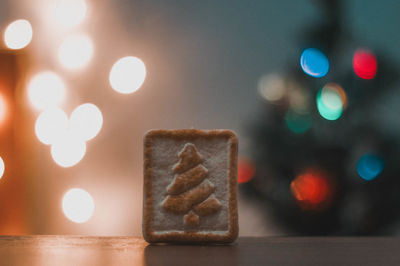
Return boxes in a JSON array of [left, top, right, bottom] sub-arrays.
[[69, 103, 103, 141], [316, 83, 345, 121], [27, 71, 66, 111], [3, 19, 33, 50], [238, 157, 256, 183], [62, 188, 95, 223], [356, 154, 384, 181], [58, 34, 93, 70], [54, 0, 87, 28], [0, 156, 4, 180], [353, 49, 377, 79], [109, 56, 146, 94], [35, 108, 68, 145], [51, 131, 86, 167], [291, 168, 332, 210], [257, 74, 286, 102], [300, 48, 329, 78]]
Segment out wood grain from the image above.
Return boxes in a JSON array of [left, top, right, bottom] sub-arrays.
[[0, 236, 399, 266]]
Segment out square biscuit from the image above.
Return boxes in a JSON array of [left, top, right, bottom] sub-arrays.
[[143, 129, 238, 243]]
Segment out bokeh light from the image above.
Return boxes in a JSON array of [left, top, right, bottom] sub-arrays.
[[316, 83, 345, 121], [109, 56, 146, 94], [356, 154, 384, 181], [51, 132, 86, 167], [300, 48, 329, 78], [69, 103, 103, 141], [353, 49, 377, 80], [238, 157, 256, 183], [27, 71, 66, 111], [0, 94, 7, 125], [58, 34, 93, 70], [35, 107, 68, 145], [54, 0, 87, 28], [62, 188, 95, 223], [257, 74, 286, 102], [291, 168, 332, 210], [288, 85, 310, 114], [324, 82, 347, 109], [285, 110, 312, 134], [0, 156, 4, 180], [4, 19, 33, 50]]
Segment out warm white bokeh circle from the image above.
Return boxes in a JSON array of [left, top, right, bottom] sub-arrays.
[[0, 156, 5, 180], [58, 34, 93, 70], [109, 56, 146, 94], [51, 132, 86, 167], [4, 19, 33, 50], [54, 0, 87, 28], [27, 71, 66, 111], [258, 74, 286, 102], [62, 188, 94, 223], [69, 103, 103, 141], [35, 108, 68, 145]]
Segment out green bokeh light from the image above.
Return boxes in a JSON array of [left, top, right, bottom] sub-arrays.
[[316, 87, 343, 121], [285, 110, 312, 134]]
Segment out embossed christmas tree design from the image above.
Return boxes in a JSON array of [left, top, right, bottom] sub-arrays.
[[162, 143, 222, 227]]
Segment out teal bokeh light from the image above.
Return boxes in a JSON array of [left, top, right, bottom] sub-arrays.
[[285, 110, 312, 134], [356, 154, 384, 181], [300, 48, 329, 78], [316, 87, 343, 120]]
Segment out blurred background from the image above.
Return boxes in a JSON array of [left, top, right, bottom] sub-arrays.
[[0, 0, 400, 236]]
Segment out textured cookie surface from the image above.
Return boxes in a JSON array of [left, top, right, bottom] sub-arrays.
[[143, 129, 238, 243]]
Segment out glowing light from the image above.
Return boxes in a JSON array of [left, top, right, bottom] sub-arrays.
[[27, 71, 66, 111], [54, 0, 87, 28], [300, 48, 329, 78], [0, 94, 7, 124], [51, 132, 86, 167], [356, 154, 384, 181], [353, 49, 377, 79], [288, 85, 310, 113], [58, 34, 93, 70], [316, 84, 345, 121], [285, 110, 312, 134], [258, 74, 286, 102], [238, 157, 256, 183], [4, 19, 33, 50], [35, 107, 68, 145], [69, 103, 103, 141], [109, 56, 146, 94], [0, 156, 4, 180], [62, 188, 94, 223], [291, 168, 331, 210]]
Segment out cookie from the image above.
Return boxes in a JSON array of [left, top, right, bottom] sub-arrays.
[[143, 129, 238, 243]]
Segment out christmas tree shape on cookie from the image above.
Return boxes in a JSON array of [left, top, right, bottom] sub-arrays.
[[162, 143, 222, 227]]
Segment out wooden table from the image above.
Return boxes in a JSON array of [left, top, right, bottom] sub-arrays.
[[0, 236, 399, 266]]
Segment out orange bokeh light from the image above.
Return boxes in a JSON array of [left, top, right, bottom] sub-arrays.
[[290, 168, 332, 210], [0, 93, 6, 125], [238, 157, 256, 183]]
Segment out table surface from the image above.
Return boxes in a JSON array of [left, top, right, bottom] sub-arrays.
[[0, 236, 399, 266]]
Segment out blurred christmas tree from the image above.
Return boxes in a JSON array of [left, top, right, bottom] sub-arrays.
[[242, 0, 400, 235]]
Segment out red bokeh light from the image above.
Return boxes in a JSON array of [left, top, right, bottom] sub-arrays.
[[238, 157, 256, 184], [290, 168, 332, 210], [353, 49, 377, 79]]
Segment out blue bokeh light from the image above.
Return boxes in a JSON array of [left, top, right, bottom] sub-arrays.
[[356, 154, 384, 181], [300, 48, 329, 78]]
